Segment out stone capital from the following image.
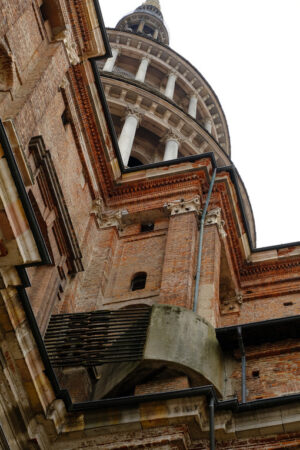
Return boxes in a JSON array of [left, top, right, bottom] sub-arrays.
[[125, 106, 143, 122], [91, 199, 128, 230], [165, 196, 201, 216], [168, 70, 177, 78], [111, 46, 120, 53], [161, 129, 182, 144], [205, 207, 227, 238], [188, 91, 197, 99]]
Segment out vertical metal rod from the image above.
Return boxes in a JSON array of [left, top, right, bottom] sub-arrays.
[[209, 396, 215, 450], [193, 168, 217, 313], [237, 326, 246, 403]]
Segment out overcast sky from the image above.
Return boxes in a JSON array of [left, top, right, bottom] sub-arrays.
[[99, 0, 300, 248]]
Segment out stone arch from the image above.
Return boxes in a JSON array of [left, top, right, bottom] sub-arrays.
[[0, 41, 14, 91]]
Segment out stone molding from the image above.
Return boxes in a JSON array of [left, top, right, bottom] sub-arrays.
[[91, 199, 128, 230], [55, 25, 80, 66], [205, 207, 227, 238], [165, 196, 201, 216]]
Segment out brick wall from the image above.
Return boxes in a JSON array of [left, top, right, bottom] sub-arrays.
[[221, 293, 300, 327], [160, 212, 198, 309], [230, 340, 300, 402], [196, 224, 221, 326]]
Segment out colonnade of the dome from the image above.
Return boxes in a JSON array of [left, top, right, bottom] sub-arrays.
[[99, 8, 230, 168]]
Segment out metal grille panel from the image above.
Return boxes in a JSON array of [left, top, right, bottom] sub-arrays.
[[44, 306, 151, 367]]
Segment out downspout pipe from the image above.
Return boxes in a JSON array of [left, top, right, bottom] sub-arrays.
[[193, 168, 217, 313], [209, 396, 215, 450], [237, 326, 247, 403]]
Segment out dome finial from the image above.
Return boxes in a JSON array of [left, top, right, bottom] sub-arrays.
[[143, 0, 161, 10]]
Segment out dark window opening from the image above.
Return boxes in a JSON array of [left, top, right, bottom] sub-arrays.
[[283, 302, 294, 307], [40, 4, 48, 22], [131, 24, 139, 32], [252, 370, 260, 378], [141, 223, 154, 233], [128, 156, 144, 167], [61, 109, 70, 127], [143, 25, 154, 36], [131, 272, 147, 291]]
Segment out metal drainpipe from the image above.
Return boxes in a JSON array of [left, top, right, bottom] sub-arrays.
[[209, 396, 215, 450], [193, 168, 217, 313], [237, 326, 247, 403]]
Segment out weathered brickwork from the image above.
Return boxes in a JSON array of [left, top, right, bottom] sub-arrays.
[[197, 223, 221, 326], [229, 341, 300, 402], [221, 293, 300, 327], [0, 0, 299, 448], [160, 212, 198, 309], [135, 375, 190, 395]]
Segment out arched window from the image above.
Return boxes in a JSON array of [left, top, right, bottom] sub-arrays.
[[131, 272, 147, 291]]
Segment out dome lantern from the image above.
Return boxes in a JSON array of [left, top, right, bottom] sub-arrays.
[[116, 0, 169, 44]]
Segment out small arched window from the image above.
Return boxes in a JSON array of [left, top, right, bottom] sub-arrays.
[[131, 272, 147, 291]]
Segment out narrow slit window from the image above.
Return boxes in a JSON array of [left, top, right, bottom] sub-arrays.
[[131, 272, 147, 291], [61, 108, 70, 127]]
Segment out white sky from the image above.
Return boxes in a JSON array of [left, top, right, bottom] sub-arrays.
[[99, 0, 300, 248]]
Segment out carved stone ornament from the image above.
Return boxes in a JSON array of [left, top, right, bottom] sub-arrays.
[[126, 106, 143, 122], [55, 26, 80, 66], [161, 129, 183, 144], [91, 199, 128, 230], [205, 207, 227, 238], [165, 196, 201, 216], [221, 293, 243, 315]]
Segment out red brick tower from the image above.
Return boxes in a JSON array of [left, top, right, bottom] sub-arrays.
[[0, 0, 299, 448]]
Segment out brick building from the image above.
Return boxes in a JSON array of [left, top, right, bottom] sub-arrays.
[[0, 0, 299, 448]]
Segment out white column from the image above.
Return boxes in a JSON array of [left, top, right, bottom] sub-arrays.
[[203, 117, 212, 133], [153, 29, 159, 39], [165, 72, 177, 100], [188, 94, 198, 119], [118, 110, 140, 166], [163, 135, 179, 161], [138, 21, 145, 33], [103, 48, 119, 72], [135, 57, 150, 83]]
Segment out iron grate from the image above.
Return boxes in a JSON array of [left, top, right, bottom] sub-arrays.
[[44, 306, 151, 367]]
